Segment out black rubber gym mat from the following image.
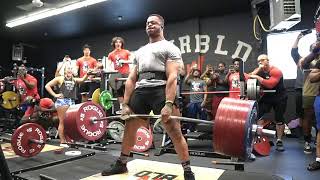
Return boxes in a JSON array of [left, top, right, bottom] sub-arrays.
[[14, 153, 116, 180], [218, 170, 286, 180], [15, 155, 289, 180], [6, 148, 95, 175]]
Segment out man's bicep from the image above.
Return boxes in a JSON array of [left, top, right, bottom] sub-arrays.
[[166, 59, 179, 76]]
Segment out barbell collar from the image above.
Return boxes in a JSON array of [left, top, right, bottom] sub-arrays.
[[251, 124, 276, 138], [260, 129, 276, 137]]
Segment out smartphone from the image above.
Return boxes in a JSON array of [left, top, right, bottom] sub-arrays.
[[301, 29, 312, 35]]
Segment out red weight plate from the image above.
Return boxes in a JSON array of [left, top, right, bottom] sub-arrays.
[[253, 136, 271, 156], [11, 123, 47, 158], [64, 102, 107, 141], [214, 98, 257, 160], [132, 127, 153, 152]]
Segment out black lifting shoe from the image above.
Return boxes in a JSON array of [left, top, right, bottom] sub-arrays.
[[184, 171, 195, 180], [307, 161, 320, 171], [101, 160, 128, 176]]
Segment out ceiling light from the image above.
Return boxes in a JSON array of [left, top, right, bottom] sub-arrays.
[[6, 0, 108, 28]]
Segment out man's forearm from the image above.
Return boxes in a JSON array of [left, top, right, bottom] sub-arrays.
[[166, 73, 177, 102], [301, 53, 316, 69], [123, 79, 135, 104], [250, 68, 261, 75]]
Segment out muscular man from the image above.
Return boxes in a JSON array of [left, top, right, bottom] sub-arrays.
[[45, 66, 89, 146], [108, 37, 132, 112], [299, 42, 320, 154], [16, 65, 40, 118], [101, 14, 195, 179], [250, 54, 288, 152], [75, 44, 98, 102]]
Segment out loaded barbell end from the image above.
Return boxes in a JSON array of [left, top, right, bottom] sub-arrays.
[[29, 139, 45, 145], [252, 124, 276, 138]]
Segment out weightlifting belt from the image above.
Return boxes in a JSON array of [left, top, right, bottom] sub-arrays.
[[138, 71, 167, 81]]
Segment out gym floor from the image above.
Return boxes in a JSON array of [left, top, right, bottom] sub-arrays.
[[3, 134, 320, 180]]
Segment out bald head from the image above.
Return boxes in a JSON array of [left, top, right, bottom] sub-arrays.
[[257, 54, 269, 62]]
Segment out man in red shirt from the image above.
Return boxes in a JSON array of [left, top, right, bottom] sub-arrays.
[[250, 54, 287, 152], [76, 44, 98, 102], [17, 65, 40, 117], [21, 97, 57, 124], [107, 37, 132, 111]]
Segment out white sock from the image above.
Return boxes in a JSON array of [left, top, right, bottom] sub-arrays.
[[316, 157, 320, 162]]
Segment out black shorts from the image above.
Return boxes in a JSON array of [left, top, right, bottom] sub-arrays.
[[113, 84, 125, 98], [111, 73, 128, 98], [295, 88, 303, 118], [79, 82, 100, 97], [258, 96, 288, 124], [79, 83, 89, 94], [129, 86, 177, 115]]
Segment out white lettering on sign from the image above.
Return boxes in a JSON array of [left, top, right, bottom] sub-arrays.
[[170, 34, 253, 62], [231, 41, 252, 62], [195, 34, 210, 53], [214, 35, 228, 55], [179, 35, 191, 54]]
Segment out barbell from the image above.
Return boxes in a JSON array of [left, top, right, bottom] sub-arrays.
[[181, 79, 275, 100], [62, 99, 275, 160]]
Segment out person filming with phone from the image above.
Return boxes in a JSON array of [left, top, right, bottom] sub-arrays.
[[224, 58, 248, 99]]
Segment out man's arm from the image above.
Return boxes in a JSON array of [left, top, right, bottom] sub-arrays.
[[165, 60, 179, 103], [201, 83, 208, 108], [291, 33, 303, 64], [251, 68, 282, 89], [21, 76, 36, 89], [250, 67, 262, 75], [183, 70, 192, 85], [309, 69, 320, 83], [75, 59, 80, 76], [300, 41, 320, 69], [123, 65, 138, 104], [74, 72, 90, 84]]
